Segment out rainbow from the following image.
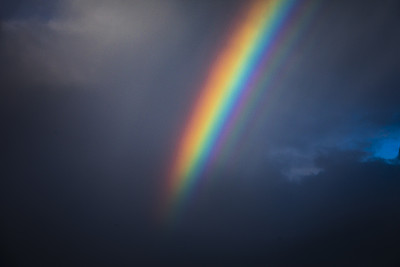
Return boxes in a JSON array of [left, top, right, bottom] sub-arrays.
[[162, 0, 319, 223]]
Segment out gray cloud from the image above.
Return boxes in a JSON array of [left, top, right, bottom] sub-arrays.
[[1, 0, 400, 265], [1, 0, 188, 85]]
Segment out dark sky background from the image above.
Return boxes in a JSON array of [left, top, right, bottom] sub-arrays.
[[1, 0, 400, 266]]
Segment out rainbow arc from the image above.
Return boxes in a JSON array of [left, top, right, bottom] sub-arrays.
[[162, 0, 319, 223]]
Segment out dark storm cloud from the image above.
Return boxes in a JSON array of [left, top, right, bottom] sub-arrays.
[[1, 0, 400, 265], [0, 1, 243, 265], [160, 150, 400, 265]]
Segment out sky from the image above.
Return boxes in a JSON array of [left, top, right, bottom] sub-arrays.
[[1, 0, 400, 266]]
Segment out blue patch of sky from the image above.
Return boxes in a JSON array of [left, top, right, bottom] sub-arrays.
[[365, 127, 400, 161], [373, 138, 399, 160]]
